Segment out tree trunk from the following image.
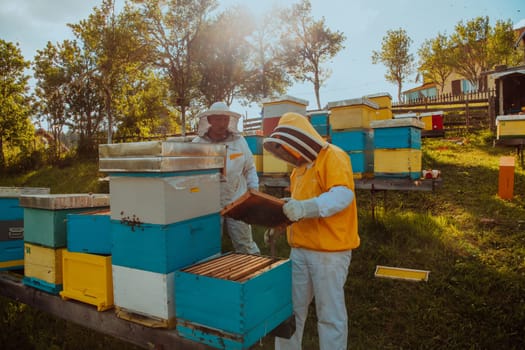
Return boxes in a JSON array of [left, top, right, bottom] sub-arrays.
[[0, 137, 5, 171]]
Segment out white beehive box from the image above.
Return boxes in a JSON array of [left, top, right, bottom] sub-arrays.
[[109, 173, 221, 225], [113, 264, 175, 328]]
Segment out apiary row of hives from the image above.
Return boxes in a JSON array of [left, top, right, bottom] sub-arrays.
[[245, 93, 426, 180]]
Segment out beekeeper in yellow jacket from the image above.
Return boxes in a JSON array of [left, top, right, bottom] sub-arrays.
[[263, 112, 360, 350], [193, 101, 260, 254]]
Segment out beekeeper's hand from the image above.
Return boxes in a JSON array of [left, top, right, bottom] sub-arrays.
[[282, 198, 320, 222]]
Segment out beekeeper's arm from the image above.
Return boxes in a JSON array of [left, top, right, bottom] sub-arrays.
[[282, 186, 354, 222]]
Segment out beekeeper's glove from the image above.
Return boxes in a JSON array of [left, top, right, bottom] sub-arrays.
[[282, 198, 320, 222]]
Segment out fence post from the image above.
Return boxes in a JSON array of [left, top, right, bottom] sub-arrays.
[[465, 93, 470, 132]]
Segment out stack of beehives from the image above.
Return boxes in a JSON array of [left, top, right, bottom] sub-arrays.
[[0, 187, 49, 272], [99, 140, 225, 328], [261, 95, 308, 175], [20, 193, 110, 294]]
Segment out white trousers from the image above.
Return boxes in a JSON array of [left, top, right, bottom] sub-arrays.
[[275, 248, 352, 350], [223, 217, 260, 254]]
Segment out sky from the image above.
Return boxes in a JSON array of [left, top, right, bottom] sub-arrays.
[[1, 0, 524, 120]]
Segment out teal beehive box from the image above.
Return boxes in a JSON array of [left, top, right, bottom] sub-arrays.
[[21, 194, 110, 248], [175, 253, 292, 349], [111, 212, 221, 274], [67, 209, 111, 254], [332, 129, 373, 152], [371, 118, 424, 149], [0, 186, 50, 220]]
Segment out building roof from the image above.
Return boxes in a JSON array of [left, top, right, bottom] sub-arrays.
[[402, 82, 437, 95]]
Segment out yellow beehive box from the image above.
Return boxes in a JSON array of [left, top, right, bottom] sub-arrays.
[[373, 107, 393, 121], [253, 154, 263, 174], [420, 115, 433, 131], [496, 115, 525, 139], [374, 149, 422, 180], [364, 92, 392, 109], [327, 98, 379, 130], [60, 250, 113, 311], [24, 243, 65, 284], [263, 149, 292, 175]]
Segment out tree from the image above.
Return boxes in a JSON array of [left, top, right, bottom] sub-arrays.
[[279, 0, 346, 109], [418, 33, 453, 93], [448, 16, 492, 91], [487, 19, 522, 67], [69, 0, 151, 144], [33, 41, 70, 161], [193, 5, 254, 107], [0, 39, 34, 170], [372, 28, 414, 101], [133, 0, 218, 136], [241, 7, 291, 107], [447, 16, 519, 91]]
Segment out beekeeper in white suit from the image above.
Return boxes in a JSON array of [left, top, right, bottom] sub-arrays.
[[193, 101, 260, 254]]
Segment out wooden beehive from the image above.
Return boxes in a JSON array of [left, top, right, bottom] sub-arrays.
[[60, 250, 113, 311], [113, 264, 176, 328], [175, 253, 292, 349], [111, 213, 221, 274], [371, 118, 424, 150], [21, 194, 110, 248], [262, 95, 308, 118], [496, 115, 525, 139], [23, 243, 65, 294], [327, 98, 379, 130], [67, 209, 111, 254], [109, 173, 221, 226]]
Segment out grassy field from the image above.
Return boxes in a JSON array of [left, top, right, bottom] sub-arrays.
[[1, 129, 524, 349]]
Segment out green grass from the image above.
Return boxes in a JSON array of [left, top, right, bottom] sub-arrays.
[[1, 130, 525, 349]]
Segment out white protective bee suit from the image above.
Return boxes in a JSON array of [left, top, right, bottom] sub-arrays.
[[193, 102, 260, 254]]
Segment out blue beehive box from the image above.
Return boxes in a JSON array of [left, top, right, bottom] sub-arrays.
[[0, 198, 23, 221], [21, 194, 110, 248], [175, 253, 292, 349], [0, 222, 24, 270], [67, 209, 111, 254], [371, 118, 424, 149], [111, 212, 221, 274], [373, 127, 422, 149], [332, 129, 373, 152], [308, 110, 331, 138], [348, 151, 374, 175], [244, 133, 264, 155], [0, 187, 50, 221]]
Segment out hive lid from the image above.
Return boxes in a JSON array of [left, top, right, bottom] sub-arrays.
[[220, 189, 290, 227], [496, 115, 525, 123], [326, 97, 379, 110], [19, 193, 110, 210], [363, 92, 392, 99], [393, 112, 418, 119], [419, 111, 444, 117], [370, 118, 425, 129], [99, 141, 226, 158], [0, 187, 50, 198], [262, 94, 309, 106], [99, 156, 224, 173]]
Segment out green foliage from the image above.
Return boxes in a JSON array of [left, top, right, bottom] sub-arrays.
[[279, 0, 346, 109], [447, 16, 519, 89], [372, 28, 415, 101], [0, 159, 106, 194], [0, 39, 35, 170], [418, 33, 454, 91]]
